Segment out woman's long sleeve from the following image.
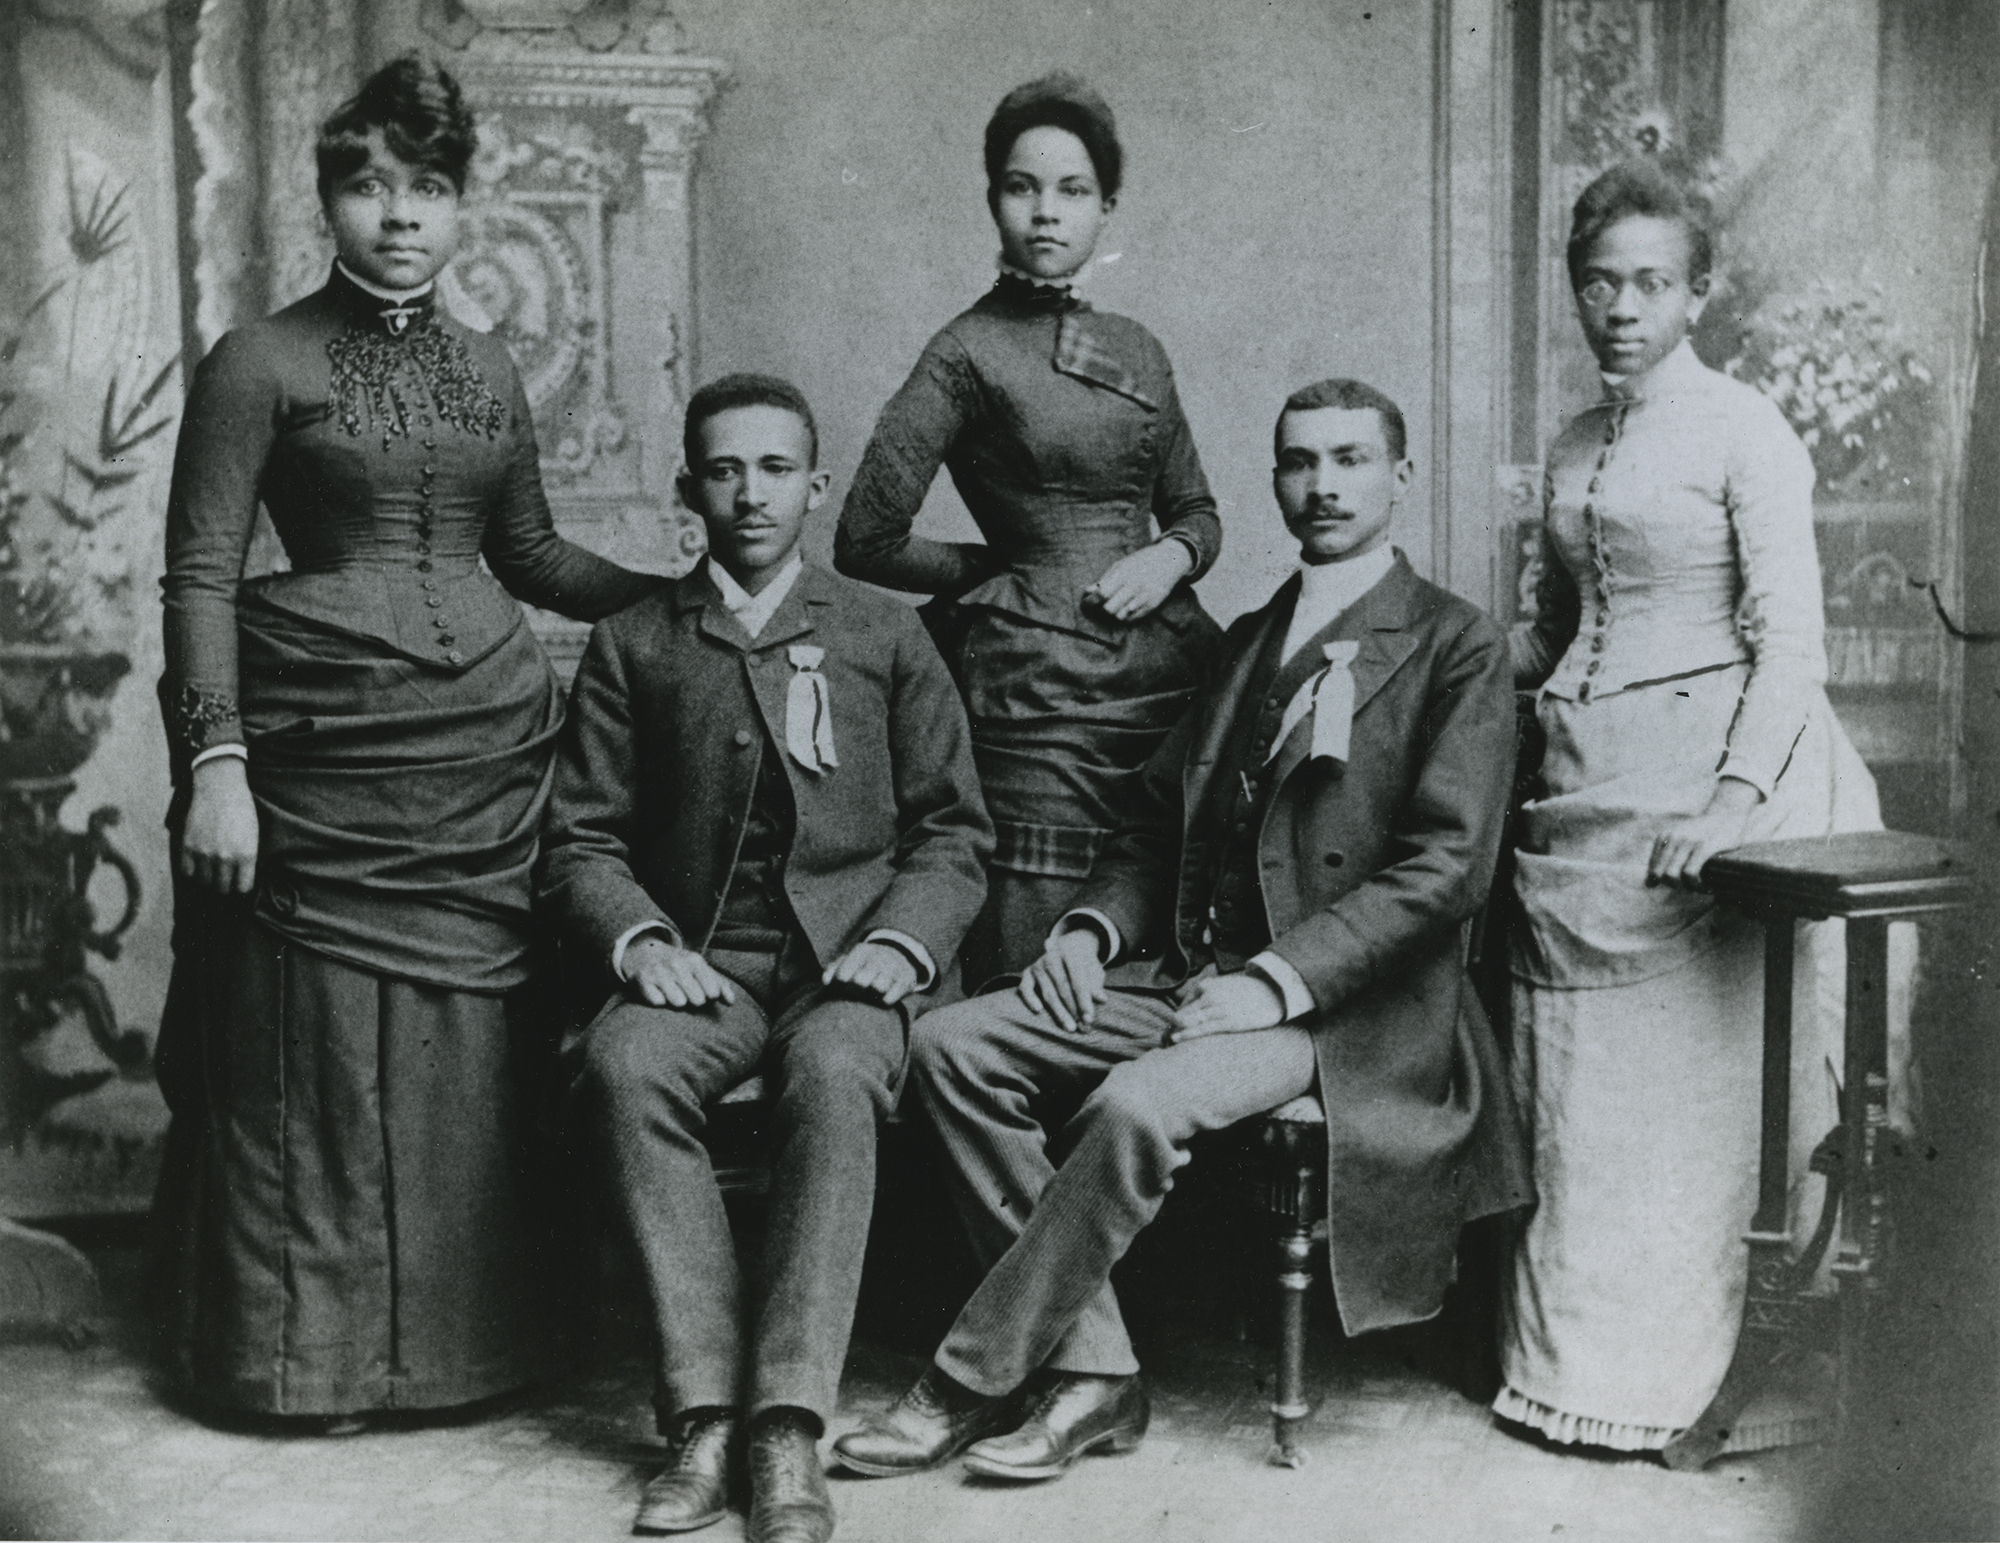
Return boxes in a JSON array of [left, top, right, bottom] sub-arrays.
[[834, 334, 998, 597], [1511, 487, 1579, 689], [1715, 398, 1824, 796], [1148, 374, 1221, 579], [482, 368, 663, 622], [159, 333, 277, 760]]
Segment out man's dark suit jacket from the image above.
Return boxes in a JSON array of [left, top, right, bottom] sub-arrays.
[[537, 561, 993, 1004], [1075, 553, 1532, 1335]]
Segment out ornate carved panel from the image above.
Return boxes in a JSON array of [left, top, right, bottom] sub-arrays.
[[442, 40, 726, 671]]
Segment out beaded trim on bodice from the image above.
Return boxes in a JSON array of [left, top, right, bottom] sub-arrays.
[[324, 271, 507, 449]]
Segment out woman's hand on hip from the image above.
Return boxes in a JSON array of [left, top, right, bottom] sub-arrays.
[[181, 756, 260, 895], [1086, 540, 1195, 623], [1648, 776, 1763, 890]]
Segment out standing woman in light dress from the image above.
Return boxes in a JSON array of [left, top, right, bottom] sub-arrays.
[[150, 56, 661, 1427], [1495, 161, 1899, 1455], [835, 74, 1222, 986]]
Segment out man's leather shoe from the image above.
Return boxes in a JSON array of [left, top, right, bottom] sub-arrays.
[[748, 1411, 834, 1543], [634, 1409, 734, 1534], [831, 1367, 1014, 1477], [961, 1373, 1148, 1481]]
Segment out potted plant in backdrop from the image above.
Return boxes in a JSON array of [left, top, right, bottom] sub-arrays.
[[0, 152, 166, 1166], [1721, 278, 1946, 771]]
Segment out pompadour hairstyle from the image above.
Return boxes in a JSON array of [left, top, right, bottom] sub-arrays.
[[316, 54, 477, 203], [1276, 379, 1408, 462], [1565, 159, 1714, 292], [984, 73, 1123, 204], [683, 373, 820, 470]]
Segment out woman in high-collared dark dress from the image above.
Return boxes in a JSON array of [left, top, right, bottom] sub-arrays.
[[836, 74, 1222, 985], [151, 57, 660, 1424]]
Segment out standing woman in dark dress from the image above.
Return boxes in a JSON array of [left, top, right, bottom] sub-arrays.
[[151, 56, 661, 1425], [836, 75, 1222, 985]]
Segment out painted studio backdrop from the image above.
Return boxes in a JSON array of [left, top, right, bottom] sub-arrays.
[[0, 0, 1991, 1217]]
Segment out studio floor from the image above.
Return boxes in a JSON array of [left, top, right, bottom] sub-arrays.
[[0, 1221, 1844, 1543]]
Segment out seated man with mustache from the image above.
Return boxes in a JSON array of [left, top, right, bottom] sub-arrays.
[[835, 378, 1531, 1484]]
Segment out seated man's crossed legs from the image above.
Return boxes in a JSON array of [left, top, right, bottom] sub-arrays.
[[834, 984, 1314, 1482], [578, 943, 904, 1533]]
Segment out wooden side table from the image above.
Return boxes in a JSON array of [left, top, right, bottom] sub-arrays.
[[1661, 831, 1982, 1471]]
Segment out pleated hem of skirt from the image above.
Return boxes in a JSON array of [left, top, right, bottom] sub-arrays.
[[181, 1357, 541, 1420], [1492, 1385, 1829, 1455]]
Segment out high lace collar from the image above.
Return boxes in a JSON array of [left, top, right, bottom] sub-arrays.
[[1599, 339, 1705, 404], [989, 268, 1086, 315], [328, 261, 439, 338]]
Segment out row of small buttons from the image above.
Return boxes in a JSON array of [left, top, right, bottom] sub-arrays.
[[412, 413, 465, 666], [1575, 406, 1629, 704]]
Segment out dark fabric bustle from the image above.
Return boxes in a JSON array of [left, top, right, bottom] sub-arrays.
[[234, 607, 560, 993]]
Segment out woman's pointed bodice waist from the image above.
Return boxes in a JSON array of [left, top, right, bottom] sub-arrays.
[[240, 557, 525, 670]]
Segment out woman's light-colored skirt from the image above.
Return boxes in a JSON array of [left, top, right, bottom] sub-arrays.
[[1495, 664, 1912, 1453]]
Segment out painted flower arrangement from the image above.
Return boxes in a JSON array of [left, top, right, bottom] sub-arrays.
[[1723, 283, 1936, 497], [1, 154, 179, 778]]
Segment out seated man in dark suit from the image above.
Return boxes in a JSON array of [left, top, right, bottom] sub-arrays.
[[538, 374, 992, 1543], [835, 378, 1531, 1483]]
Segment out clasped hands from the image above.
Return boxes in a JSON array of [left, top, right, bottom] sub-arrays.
[[625, 934, 920, 1010], [1018, 926, 1285, 1043]]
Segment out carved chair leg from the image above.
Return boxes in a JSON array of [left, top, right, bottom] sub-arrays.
[[1272, 1222, 1312, 1468], [1263, 1118, 1320, 1468]]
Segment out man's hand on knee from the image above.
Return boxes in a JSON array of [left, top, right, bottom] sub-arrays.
[[823, 940, 920, 1006], [1168, 971, 1284, 1042], [1018, 926, 1108, 1033], [626, 936, 737, 1010]]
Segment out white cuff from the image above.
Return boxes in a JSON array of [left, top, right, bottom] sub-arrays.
[[190, 743, 248, 770], [1051, 908, 1123, 965], [864, 929, 937, 991], [611, 921, 677, 980], [1248, 951, 1316, 1022]]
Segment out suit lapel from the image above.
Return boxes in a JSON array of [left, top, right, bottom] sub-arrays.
[[1180, 576, 1298, 828], [749, 563, 827, 654], [682, 565, 755, 652], [1266, 555, 1423, 791], [685, 560, 827, 655]]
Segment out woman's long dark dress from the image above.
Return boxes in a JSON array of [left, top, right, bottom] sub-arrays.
[[836, 276, 1221, 983], [152, 267, 658, 1416]]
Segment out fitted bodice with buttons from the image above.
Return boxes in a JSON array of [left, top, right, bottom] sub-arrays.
[[1514, 342, 1827, 795], [835, 280, 1221, 635], [161, 268, 657, 759]]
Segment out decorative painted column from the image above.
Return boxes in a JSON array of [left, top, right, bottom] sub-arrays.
[[428, 27, 727, 671]]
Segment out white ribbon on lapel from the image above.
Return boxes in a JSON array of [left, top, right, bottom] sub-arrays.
[[1266, 639, 1361, 767], [784, 644, 839, 772]]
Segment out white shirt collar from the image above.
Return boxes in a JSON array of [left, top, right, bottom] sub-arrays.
[[1281, 544, 1396, 664], [706, 552, 805, 641], [335, 259, 436, 304]]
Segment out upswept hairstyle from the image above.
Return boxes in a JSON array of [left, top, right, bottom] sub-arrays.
[[1276, 379, 1408, 462], [683, 374, 820, 470], [315, 55, 477, 204], [1564, 160, 1713, 292], [984, 73, 1123, 205]]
